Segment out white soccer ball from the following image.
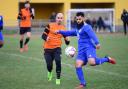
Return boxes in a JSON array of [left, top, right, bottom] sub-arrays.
[[65, 46, 76, 58]]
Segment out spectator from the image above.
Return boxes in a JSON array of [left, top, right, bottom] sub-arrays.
[[71, 17, 77, 29], [86, 18, 92, 26], [92, 18, 97, 32], [49, 12, 56, 22], [97, 16, 105, 32], [104, 17, 113, 33], [121, 9, 128, 35]]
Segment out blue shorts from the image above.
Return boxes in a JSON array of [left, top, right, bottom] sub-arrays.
[[76, 47, 96, 65], [0, 31, 4, 41]]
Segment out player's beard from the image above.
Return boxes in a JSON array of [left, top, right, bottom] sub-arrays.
[[76, 21, 84, 30]]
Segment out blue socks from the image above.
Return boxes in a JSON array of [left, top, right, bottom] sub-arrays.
[[95, 57, 109, 65], [76, 67, 86, 85]]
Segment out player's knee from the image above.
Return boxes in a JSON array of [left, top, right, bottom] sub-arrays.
[[47, 63, 52, 67], [20, 38, 24, 41], [75, 64, 82, 68], [88, 58, 96, 66], [20, 35, 24, 40], [75, 60, 84, 68], [90, 63, 96, 66], [27, 33, 31, 38], [56, 60, 61, 67]]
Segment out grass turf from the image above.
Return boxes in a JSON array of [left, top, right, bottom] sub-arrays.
[[0, 33, 128, 89]]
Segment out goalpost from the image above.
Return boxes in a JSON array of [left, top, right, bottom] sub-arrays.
[[67, 8, 115, 32]]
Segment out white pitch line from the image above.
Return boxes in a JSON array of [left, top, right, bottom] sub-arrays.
[[0, 51, 128, 79]]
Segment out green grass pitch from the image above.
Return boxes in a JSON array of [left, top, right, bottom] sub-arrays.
[[0, 33, 128, 89]]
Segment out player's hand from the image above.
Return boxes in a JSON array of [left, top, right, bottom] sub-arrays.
[[65, 37, 70, 45], [65, 37, 70, 41], [30, 14, 34, 19], [54, 30, 59, 34], [96, 44, 101, 49]]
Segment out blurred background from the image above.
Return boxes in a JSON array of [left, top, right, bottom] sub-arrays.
[[0, 0, 128, 34]]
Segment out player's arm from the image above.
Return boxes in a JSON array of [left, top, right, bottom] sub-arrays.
[[41, 25, 50, 41], [17, 11, 22, 20], [29, 8, 34, 19], [86, 26, 100, 49], [57, 30, 77, 36]]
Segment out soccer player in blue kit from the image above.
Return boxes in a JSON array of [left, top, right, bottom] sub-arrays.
[[56, 12, 116, 89], [0, 15, 4, 48]]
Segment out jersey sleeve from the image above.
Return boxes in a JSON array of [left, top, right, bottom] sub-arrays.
[[41, 24, 50, 41], [85, 25, 100, 45], [58, 30, 77, 36]]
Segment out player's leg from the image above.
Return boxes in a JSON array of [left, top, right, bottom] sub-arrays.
[[87, 48, 116, 66], [54, 47, 61, 85], [19, 28, 25, 52], [98, 25, 102, 32], [123, 22, 127, 35], [126, 22, 128, 35], [20, 34, 24, 52], [0, 41, 3, 48], [24, 27, 31, 51], [75, 59, 86, 89], [44, 49, 54, 81], [75, 52, 87, 89], [0, 31, 4, 48], [88, 57, 109, 66]]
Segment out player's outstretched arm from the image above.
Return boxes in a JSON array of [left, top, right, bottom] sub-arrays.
[[57, 30, 77, 36]]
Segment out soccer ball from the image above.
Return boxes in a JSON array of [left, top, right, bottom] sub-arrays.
[[65, 46, 76, 58]]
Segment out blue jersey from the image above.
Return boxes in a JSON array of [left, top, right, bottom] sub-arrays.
[[59, 23, 99, 53], [0, 16, 3, 27]]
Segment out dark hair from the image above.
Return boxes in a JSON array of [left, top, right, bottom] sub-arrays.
[[76, 12, 84, 17], [25, 1, 30, 4]]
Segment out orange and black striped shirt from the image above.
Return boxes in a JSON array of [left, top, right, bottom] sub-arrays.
[[43, 22, 66, 49]]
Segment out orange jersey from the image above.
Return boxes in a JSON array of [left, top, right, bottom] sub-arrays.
[[43, 23, 65, 49], [19, 8, 32, 27]]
